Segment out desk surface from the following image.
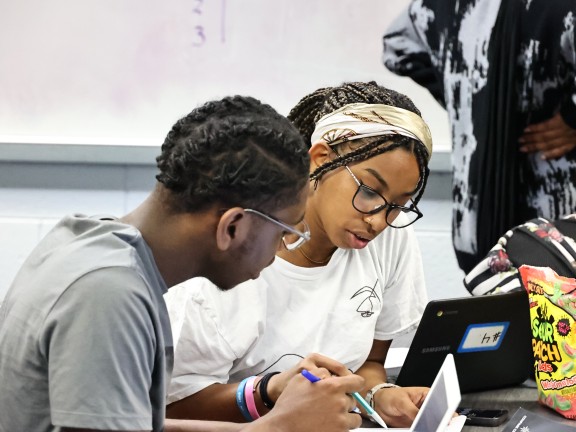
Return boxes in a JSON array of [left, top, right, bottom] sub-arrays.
[[460, 381, 576, 431], [360, 380, 576, 430]]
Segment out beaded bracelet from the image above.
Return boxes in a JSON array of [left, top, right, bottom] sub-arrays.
[[235, 377, 253, 421], [258, 371, 281, 409]]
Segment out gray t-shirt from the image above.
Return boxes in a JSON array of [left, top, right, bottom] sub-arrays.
[[0, 214, 173, 432]]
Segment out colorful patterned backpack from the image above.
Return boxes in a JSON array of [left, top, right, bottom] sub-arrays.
[[464, 215, 576, 296]]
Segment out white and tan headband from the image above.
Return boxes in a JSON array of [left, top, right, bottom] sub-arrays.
[[310, 103, 433, 161]]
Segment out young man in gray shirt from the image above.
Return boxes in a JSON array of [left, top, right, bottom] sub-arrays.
[[0, 96, 363, 432]]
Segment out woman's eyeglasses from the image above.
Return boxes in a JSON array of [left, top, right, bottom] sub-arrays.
[[344, 166, 423, 228], [244, 208, 311, 250]]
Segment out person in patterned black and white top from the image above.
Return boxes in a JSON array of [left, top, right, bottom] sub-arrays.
[[383, 0, 576, 274]]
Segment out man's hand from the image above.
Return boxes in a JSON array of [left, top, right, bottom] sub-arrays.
[[259, 371, 364, 432], [265, 353, 354, 403], [519, 112, 576, 159]]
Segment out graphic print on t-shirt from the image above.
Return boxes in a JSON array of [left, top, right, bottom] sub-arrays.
[[350, 279, 380, 317]]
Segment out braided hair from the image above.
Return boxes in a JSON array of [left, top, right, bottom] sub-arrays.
[[156, 96, 310, 213], [287, 81, 430, 204]]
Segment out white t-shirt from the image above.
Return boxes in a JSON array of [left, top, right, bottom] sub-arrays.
[[165, 223, 427, 404]]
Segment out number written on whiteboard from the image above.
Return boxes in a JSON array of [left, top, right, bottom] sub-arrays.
[[191, 0, 227, 47]]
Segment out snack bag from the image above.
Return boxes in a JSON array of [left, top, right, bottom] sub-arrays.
[[519, 265, 576, 419]]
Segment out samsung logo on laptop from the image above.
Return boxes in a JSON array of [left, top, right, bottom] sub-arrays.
[[421, 345, 451, 354]]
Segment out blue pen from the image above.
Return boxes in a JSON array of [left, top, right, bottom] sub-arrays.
[[301, 369, 388, 429]]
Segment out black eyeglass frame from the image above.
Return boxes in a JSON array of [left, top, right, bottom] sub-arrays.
[[343, 165, 423, 228]]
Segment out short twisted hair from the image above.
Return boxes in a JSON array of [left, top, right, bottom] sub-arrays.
[[156, 96, 310, 212], [287, 81, 430, 204]]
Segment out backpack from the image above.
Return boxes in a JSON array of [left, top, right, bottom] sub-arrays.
[[464, 215, 576, 296]]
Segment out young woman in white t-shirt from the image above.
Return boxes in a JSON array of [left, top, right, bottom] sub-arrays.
[[165, 81, 432, 428]]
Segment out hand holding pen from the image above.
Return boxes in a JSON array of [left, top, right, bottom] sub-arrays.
[[261, 352, 363, 407], [301, 369, 388, 429]]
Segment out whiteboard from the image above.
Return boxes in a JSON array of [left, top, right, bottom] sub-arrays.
[[0, 0, 450, 152]]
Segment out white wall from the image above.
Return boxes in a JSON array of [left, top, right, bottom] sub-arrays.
[[416, 199, 469, 300]]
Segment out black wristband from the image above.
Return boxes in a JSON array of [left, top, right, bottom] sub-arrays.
[[258, 371, 280, 409]]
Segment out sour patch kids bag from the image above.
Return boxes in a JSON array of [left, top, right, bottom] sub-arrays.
[[519, 265, 576, 419]]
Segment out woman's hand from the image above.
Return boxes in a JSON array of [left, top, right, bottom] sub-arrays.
[[373, 386, 429, 428]]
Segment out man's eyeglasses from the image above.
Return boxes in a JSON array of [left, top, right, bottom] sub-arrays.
[[244, 208, 311, 250], [344, 166, 423, 228]]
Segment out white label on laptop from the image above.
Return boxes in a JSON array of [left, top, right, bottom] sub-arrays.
[[457, 322, 509, 353]]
